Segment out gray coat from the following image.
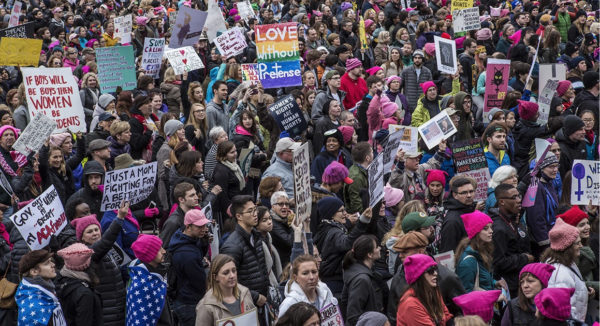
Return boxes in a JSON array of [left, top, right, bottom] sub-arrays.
[[311, 87, 346, 122], [262, 156, 295, 198], [400, 65, 433, 111], [206, 100, 230, 134]]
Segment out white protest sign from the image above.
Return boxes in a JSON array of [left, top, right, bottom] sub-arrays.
[[535, 138, 551, 164], [434, 251, 455, 272], [8, 186, 66, 250], [434, 36, 457, 74], [368, 154, 384, 207], [201, 203, 219, 258], [101, 162, 157, 211], [418, 111, 457, 149], [293, 142, 311, 223], [539, 63, 566, 94], [8, 1, 22, 28], [571, 160, 600, 206], [141, 38, 165, 79], [169, 6, 208, 48], [12, 113, 57, 156], [164, 46, 205, 75], [237, 0, 256, 22], [389, 125, 418, 153], [214, 28, 247, 58], [114, 14, 132, 44], [383, 127, 405, 172], [320, 304, 344, 326], [205, 0, 227, 42], [0, 170, 14, 196], [453, 7, 481, 33], [21, 67, 86, 133], [217, 308, 258, 326], [537, 79, 559, 126]]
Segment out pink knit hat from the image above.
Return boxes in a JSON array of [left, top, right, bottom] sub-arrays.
[[136, 16, 149, 26], [50, 133, 71, 147], [404, 254, 437, 284], [519, 263, 556, 288], [338, 125, 355, 145], [57, 243, 94, 271], [131, 234, 163, 263], [322, 161, 353, 185], [508, 29, 522, 43], [420, 81, 436, 94], [365, 66, 382, 76], [517, 100, 539, 121], [549, 218, 580, 251], [381, 97, 398, 118], [346, 58, 362, 71], [70, 215, 100, 241], [426, 169, 447, 187], [384, 183, 404, 207], [452, 290, 501, 322], [535, 288, 575, 321], [423, 43, 435, 56], [0, 125, 19, 138], [364, 19, 374, 29], [556, 80, 572, 97], [386, 76, 401, 86], [461, 211, 493, 239]]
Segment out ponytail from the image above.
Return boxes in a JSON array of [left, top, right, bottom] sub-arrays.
[[342, 234, 378, 270]]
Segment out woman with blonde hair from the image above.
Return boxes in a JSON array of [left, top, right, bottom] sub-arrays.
[[108, 121, 132, 166], [374, 31, 390, 66], [160, 67, 183, 117], [182, 81, 205, 120], [383, 199, 426, 274], [195, 254, 256, 325], [184, 102, 209, 154], [79, 72, 101, 122], [225, 63, 242, 94]]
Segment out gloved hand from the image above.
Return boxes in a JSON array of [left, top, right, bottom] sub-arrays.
[[144, 207, 160, 218], [97, 184, 104, 192]]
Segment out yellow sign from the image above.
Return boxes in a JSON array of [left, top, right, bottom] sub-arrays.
[[359, 18, 368, 50], [0, 37, 42, 67], [451, 0, 473, 14]]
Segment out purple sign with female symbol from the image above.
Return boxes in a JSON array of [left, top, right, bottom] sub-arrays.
[[570, 160, 600, 205]]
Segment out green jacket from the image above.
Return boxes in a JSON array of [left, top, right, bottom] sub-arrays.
[[344, 163, 368, 214], [578, 246, 599, 293], [411, 78, 460, 127], [556, 12, 571, 43]]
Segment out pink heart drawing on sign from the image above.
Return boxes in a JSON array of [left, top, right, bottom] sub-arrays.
[[179, 50, 186, 55], [116, 28, 119, 33], [182, 58, 188, 64]]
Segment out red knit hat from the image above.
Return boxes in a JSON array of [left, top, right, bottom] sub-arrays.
[[441, 32, 452, 39], [426, 169, 448, 187], [517, 100, 539, 121], [557, 206, 588, 227], [461, 211, 493, 239], [453, 290, 501, 322], [535, 288, 575, 321]]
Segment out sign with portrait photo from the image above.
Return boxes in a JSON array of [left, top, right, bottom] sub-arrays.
[[434, 36, 457, 75], [417, 111, 457, 149]]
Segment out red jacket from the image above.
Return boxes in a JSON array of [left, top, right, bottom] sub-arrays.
[[340, 73, 368, 110], [396, 288, 453, 326]]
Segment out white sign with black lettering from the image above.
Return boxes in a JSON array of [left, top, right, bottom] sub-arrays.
[[293, 142, 311, 223], [13, 113, 57, 156], [101, 162, 157, 211], [453, 7, 481, 33], [368, 154, 384, 207]]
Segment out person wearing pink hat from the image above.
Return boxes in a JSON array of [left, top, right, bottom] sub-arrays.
[[501, 263, 556, 326], [453, 290, 503, 323], [396, 254, 453, 325], [367, 79, 397, 144], [543, 218, 591, 322], [383, 75, 411, 125], [340, 58, 368, 110], [456, 210, 507, 292], [415, 169, 448, 219], [410, 72, 460, 128], [533, 287, 575, 325]]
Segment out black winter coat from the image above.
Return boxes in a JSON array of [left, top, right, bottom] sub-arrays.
[[556, 128, 587, 178], [211, 161, 243, 216], [9, 165, 42, 203], [220, 224, 270, 302], [270, 212, 293, 266], [2, 219, 28, 283], [439, 197, 475, 253], [572, 90, 599, 131], [341, 262, 384, 326], [512, 119, 554, 180], [66, 161, 104, 218], [55, 273, 103, 326], [128, 108, 157, 160]]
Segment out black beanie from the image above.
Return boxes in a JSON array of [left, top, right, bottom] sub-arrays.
[[323, 129, 344, 146], [563, 115, 585, 137], [583, 71, 599, 89], [317, 197, 344, 221]]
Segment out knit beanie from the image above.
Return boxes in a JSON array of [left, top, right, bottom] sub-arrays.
[[70, 215, 101, 241], [0, 125, 19, 138], [420, 81, 436, 94], [381, 97, 398, 118], [404, 254, 437, 284], [317, 197, 344, 221], [50, 133, 71, 147], [356, 312, 388, 326], [583, 71, 599, 89], [539, 152, 559, 170], [517, 100, 539, 121], [338, 125, 355, 145], [57, 243, 94, 271], [346, 58, 362, 71], [461, 211, 493, 239], [164, 119, 184, 137], [568, 56, 585, 70], [423, 43, 436, 56], [556, 80, 572, 97], [131, 234, 163, 263], [384, 183, 404, 207], [365, 66, 382, 76], [98, 93, 116, 109], [136, 16, 149, 26], [557, 205, 588, 227], [453, 290, 502, 323], [426, 169, 447, 187], [322, 161, 353, 185], [535, 288, 575, 321], [549, 218, 580, 251], [476, 28, 493, 41], [562, 115, 585, 137], [519, 263, 556, 288]]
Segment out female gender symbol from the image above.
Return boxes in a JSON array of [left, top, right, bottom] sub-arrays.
[[572, 163, 586, 201]]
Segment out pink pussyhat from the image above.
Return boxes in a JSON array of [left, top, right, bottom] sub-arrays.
[[461, 211, 493, 239], [535, 288, 575, 321], [453, 290, 502, 323]]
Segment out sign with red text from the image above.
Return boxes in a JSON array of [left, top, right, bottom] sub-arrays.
[[141, 38, 165, 79], [21, 67, 86, 133], [214, 28, 247, 58], [8, 186, 66, 250], [114, 14, 132, 44], [320, 304, 344, 326], [164, 46, 204, 75]]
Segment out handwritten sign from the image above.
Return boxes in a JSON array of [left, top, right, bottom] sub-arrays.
[[453, 7, 481, 33], [8, 1, 22, 28], [451, 0, 472, 14], [537, 79, 559, 126], [101, 162, 157, 211], [0, 37, 42, 66], [268, 95, 307, 138], [114, 14, 132, 44], [434, 35, 457, 74], [0, 22, 35, 38], [170, 6, 208, 48], [571, 160, 600, 206], [8, 186, 66, 250], [320, 304, 344, 326], [483, 59, 511, 122], [96, 46, 136, 93], [383, 127, 405, 172], [13, 113, 57, 156], [539, 63, 566, 95], [217, 308, 258, 326], [255, 22, 302, 88], [241, 63, 260, 85], [237, 0, 256, 22], [214, 28, 247, 58], [452, 138, 490, 201], [368, 154, 384, 207], [293, 142, 311, 223], [389, 125, 418, 153], [141, 38, 165, 79], [205, 0, 227, 41], [164, 46, 205, 75], [22, 67, 86, 132], [418, 111, 457, 149], [257, 61, 302, 89]]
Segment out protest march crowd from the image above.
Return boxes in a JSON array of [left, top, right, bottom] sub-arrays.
[[0, 0, 598, 324]]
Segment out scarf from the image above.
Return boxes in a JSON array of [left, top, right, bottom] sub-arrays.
[[0, 222, 11, 249], [585, 130, 594, 144], [261, 233, 282, 287], [221, 160, 246, 191], [16, 278, 64, 326], [0, 149, 26, 177], [60, 266, 91, 283]]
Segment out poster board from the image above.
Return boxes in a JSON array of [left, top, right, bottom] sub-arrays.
[[417, 111, 457, 149], [537, 79, 559, 126], [571, 160, 600, 206], [452, 138, 490, 202], [535, 138, 552, 163], [0, 37, 42, 66], [382, 127, 405, 172], [141, 38, 165, 79], [8, 186, 66, 250], [12, 113, 57, 155], [21, 67, 86, 132], [8, 1, 22, 28], [452, 7, 481, 33], [169, 6, 208, 48], [451, 0, 472, 14], [241, 63, 260, 85], [96, 45, 136, 93], [359, 18, 368, 50], [483, 59, 511, 123], [214, 28, 247, 58], [0, 22, 35, 38], [434, 251, 455, 272], [434, 36, 457, 74], [268, 95, 307, 138], [101, 162, 157, 211], [164, 46, 205, 75], [320, 304, 344, 326], [255, 22, 302, 88], [293, 142, 311, 223], [205, 0, 227, 42], [217, 308, 258, 326], [388, 125, 418, 154], [237, 0, 256, 22], [114, 14, 132, 44], [539, 63, 567, 95], [256, 61, 302, 88], [368, 154, 384, 207]]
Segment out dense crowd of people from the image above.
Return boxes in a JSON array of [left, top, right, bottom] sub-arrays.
[[0, 0, 598, 325]]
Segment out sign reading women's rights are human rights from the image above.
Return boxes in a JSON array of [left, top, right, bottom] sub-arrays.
[[255, 22, 302, 88]]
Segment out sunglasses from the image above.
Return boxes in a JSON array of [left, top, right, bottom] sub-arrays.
[[425, 266, 438, 275]]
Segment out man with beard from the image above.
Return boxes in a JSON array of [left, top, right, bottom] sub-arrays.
[[484, 122, 511, 177], [66, 160, 105, 218], [401, 50, 433, 111], [400, 212, 436, 256]]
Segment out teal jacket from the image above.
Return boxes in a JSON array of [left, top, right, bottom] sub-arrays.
[[457, 246, 497, 292]]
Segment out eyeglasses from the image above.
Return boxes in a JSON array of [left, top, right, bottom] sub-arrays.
[[583, 119, 595, 123], [274, 202, 290, 207], [241, 207, 257, 215], [425, 266, 438, 275], [69, 52, 77, 55], [456, 190, 475, 196], [194, 110, 206, 113]]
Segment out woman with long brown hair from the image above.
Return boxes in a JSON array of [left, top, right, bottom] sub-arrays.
[[182, 81, 205, 121], [184, 103, 209, 155], [211, 141, 246, 216], [541, 29, 561, 64]]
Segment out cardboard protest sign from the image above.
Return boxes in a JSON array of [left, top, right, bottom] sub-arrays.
[[0, 22, 35, 38], [237, 0, 256, 22], [256, 61, 302, 88], [13, 113, 57, 156], [452, 138, 490, 201], [22, 67, 86, 132], [359, 18, 368, 50], [8, 1, 22, 28], [434, 36, 457, 74], [537, 79, 559, 125], [571, 160, 600, 206], [389, 125, 418, 153], [214, 28, 247, 58], [217, 308, 258, 326], [8, 186, 66, 250], [368, 154, 384, 207], [169, 6, 208, 48], [383, 127, 405, 172], [452, 7, 481, 33], [141, 38, 165, 79], [201, 203, 219, 258], [101, 162, 157, 211], [268, 95, 308, 138], [114, 14, 132, 44], [255, 22, 300, 62], [483, 59, 511, 122], [418, 111, 457, 149], [205, 0, 227, 41], [451, 0, 472, 14], [293, 142, 311, 223], [535, 138, 552, 163], [320, 304, 344, 326], [164, 46, 205, 75], [0, 37, 42, 66], [0, 170, 14, 196], [96, 46, 136, 93], [522, 143, 551, 207], [539, 63, 566, 94], [241, 63, 260, 85]]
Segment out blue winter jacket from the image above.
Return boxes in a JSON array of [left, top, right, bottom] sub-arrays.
[[100, 210, 140, 258], [167, 229, 208, 304], [484, 147, 511, 177]]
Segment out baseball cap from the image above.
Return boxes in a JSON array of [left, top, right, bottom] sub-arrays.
[[184, 209, 210, 227], [401, 211, 436, 232], [99, 112, 116, 122], [275, 137, 300, 153]]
